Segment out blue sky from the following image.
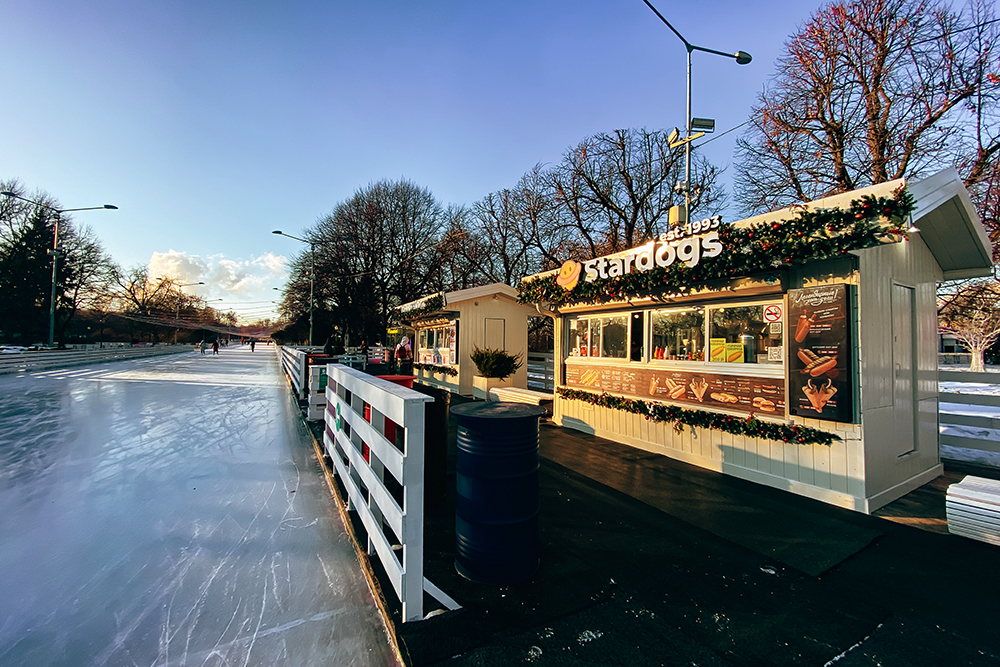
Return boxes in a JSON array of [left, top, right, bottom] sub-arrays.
[[2, 0, 822, 322]]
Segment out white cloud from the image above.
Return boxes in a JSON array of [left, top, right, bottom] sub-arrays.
[[148, 250, 288, 323]]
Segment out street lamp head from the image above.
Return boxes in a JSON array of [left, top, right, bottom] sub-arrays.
[[272, 230, 283, 235], [735, 51, 752, 65], [0, 191, 15, 197], [103, 204, 118, 210]]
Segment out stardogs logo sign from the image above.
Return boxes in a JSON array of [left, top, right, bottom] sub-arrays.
[[555, 216, 724, 292]]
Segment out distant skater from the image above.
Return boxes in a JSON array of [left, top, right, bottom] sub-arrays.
[[199, 340, 207, 355], [250, 340, 256, 352], [212, 340, 219, 355]]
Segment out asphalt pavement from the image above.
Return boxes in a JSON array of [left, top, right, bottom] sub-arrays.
[[318, 393, 1000, 667]]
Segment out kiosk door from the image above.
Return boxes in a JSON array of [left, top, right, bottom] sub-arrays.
[[485, 318, 505, 350], [892, 284, 916, 457]]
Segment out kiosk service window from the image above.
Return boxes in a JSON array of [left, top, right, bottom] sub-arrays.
[[418, 321, 458, 366], [568, 299, 783, 366], [565, 298, 786, 416]]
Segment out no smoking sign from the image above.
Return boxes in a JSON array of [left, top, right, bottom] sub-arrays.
[[763, 304, 782, 322]]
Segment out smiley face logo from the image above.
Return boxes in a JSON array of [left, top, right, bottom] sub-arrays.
[[555, 260, 582, 291]]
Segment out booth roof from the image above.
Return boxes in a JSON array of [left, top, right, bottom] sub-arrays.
[[399, 282, 520, 310], [909, 168, 993, 279]]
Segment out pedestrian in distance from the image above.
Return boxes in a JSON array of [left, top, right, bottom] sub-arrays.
[[395, 336, 412, 374], [250, 339, 256, 352], [212, 340, 219, 355], [323, 336, 334, 357], [199, 340, 207, 355]]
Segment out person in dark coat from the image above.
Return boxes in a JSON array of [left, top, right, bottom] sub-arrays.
[[323, 336, 334, 357]]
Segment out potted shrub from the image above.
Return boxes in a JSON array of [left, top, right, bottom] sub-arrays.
[[470, 346, 523, 400]]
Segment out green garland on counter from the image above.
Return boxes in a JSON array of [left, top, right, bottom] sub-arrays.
[[413, 362, 459, 377], [557, 387, 841, 446], [519, 186, 915, 308]]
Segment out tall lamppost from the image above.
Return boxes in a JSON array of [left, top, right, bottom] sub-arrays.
[[640, 1, 751, 223], [174, 281, 205, 344], [272, 230, 315, 346], [1, 190, 118, 346]]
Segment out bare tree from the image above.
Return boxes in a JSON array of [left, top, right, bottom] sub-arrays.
[[55, 224, 118, 340], [938, 280, 1000, 372], [470, 189, 537, 286], [429, 206, 486, 292], [307, 179, 447, 344], [112, 265, 178, 342], [550, 128, 721, 256], [735, 0, 1000, 214]]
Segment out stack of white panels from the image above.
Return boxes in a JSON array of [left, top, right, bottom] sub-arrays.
[[947, 475, 1000, 546]]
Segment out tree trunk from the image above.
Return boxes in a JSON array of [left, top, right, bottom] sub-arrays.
[[969, 346, 986, 373]]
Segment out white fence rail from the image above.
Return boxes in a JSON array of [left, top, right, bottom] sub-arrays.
[[939, 370, 1000, 461], [0, 345, 192, 375], [279, 346, 309, 400], [526, 352, 554, 392], [323, 364, 458, 622]]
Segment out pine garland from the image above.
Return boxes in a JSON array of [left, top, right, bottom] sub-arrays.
[[397, 293, 446, 323], [558, 387, 841, 446], [520, 186, 915, 308], [413, 362, 459, 376]]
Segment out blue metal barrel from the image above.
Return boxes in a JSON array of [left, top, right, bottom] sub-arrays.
[[452, 402, 545, 585]]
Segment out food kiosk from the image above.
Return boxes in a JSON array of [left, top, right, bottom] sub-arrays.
[[399, 283, 541, 398], [519, 169, 992, 512]]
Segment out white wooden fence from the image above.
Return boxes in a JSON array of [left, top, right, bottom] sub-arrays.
[[323, 364, 459, 622], [939, 369, 1000, 465], [279, 346, 310, 400], [526, 352, 554, 392], [0, 345, 192, 375]]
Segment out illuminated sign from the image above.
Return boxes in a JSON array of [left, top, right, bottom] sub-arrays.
[[555, 216, 725, 291]]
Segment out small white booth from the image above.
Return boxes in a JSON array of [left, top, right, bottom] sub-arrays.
[[519, 169, 992, 513], [399, 283, 541, 398]]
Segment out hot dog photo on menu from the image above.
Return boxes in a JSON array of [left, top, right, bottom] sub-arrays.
[[787, 284, 854, 423]]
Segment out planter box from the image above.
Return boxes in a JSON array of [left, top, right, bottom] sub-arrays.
[[473, 375, 513, 401]]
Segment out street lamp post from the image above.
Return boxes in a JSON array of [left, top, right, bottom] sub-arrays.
[[640, 0, 751, 223], [175, 282, 205, 344], [272, 230, 315, 347], [1, 191, 118, 347]]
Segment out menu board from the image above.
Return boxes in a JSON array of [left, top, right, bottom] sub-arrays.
[[566, 364, 785, 416], [787, 284, 854, 423]]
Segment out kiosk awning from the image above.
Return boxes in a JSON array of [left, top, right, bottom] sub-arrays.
[[908, 168, 993, 280]]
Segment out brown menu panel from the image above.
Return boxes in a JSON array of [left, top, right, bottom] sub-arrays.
[[566, 364, 785, 416], [787, 284, 855, 423]]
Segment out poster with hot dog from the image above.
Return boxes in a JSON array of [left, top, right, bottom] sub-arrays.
[[787, 284, 854, 423]]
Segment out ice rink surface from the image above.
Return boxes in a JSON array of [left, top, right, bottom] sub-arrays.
[[0, 345, 397, 666]]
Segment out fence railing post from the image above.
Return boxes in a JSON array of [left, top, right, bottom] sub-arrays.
[[321, 364, 459, 622]]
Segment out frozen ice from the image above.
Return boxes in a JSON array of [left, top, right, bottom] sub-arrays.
[[0, 346, 397, 666]]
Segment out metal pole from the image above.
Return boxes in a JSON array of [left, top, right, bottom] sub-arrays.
[[685, 46, 693, 225], [48, 213, 61, 347], [309, 243, 315, 347], [638, 0, 751, 226]]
